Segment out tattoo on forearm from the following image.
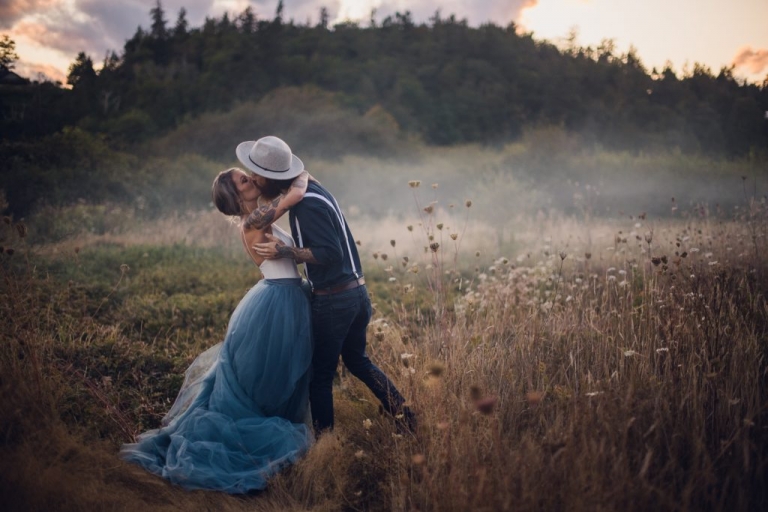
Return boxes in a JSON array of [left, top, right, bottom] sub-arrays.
[[244, 197, 281, 231], [275, 245, 318, 264]]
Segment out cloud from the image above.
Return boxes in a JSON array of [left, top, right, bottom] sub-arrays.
[[370, 0, 537, 26], [232, 0, 340, 24], [9, 0, 216, 60], [732, 46, 768, 75], [12, 17, 108, 56], [0, 0, 58, 29], [14, 59, 66, 83], [74, 0, 217, 49]]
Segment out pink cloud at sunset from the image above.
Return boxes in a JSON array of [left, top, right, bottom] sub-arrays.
[[13, 59, 67, 83], [11, 18, 106, 57], [732, 46, 768, 76], [0, 0, 59, 29], [373, 0, 538, 25]]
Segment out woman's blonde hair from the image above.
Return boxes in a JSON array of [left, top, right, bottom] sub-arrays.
[[211, 168, 242, 217]]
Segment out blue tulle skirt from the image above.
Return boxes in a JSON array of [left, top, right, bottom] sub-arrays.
[[120, 278, 313, 493]]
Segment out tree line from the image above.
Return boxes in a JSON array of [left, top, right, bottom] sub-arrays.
[[1, 1, 767, 218], [1, 1, 766, 155]]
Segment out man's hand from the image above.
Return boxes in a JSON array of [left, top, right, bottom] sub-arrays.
[[253, 233, 319, 264], [253, 233, 285, 260]]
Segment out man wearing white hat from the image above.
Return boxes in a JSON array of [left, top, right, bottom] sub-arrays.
[[238, 135, 416, 435]]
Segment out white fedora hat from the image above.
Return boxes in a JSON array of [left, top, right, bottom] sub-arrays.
[[236, 136, 304, 180]]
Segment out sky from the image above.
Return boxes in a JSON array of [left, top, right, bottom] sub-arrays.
[[3, 0, 768, 85]]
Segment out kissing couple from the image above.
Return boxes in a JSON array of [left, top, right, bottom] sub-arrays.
[[121, 136, 416, 493]]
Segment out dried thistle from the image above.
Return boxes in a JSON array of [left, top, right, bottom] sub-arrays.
[[450, 233, 458, 241], [408, 180, 421, 188], [430, 242, 440, 252], [465, 200, 472, 208], [526, 391, 544, 406], [407, 225, 413, 232], [427, 362, 445, 377], [475, 396, 497, 415], [390, 239, 396, 247]]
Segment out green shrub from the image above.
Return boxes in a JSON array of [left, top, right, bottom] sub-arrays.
[[152, 86, 406, 162], [0, 128, 136, 217]]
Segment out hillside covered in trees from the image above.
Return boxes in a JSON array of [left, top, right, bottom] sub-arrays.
[[1, 1, 767, 218]]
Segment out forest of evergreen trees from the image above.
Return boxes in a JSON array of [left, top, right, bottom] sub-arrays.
[[1, 1, 767, 217]]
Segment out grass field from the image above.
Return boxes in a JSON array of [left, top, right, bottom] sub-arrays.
[[1, 180, 766, 511]]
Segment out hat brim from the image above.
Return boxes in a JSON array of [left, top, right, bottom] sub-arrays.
[[236, 140, 305, 180]]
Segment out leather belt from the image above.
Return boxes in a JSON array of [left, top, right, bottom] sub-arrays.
[[312, 278, 365, 296]]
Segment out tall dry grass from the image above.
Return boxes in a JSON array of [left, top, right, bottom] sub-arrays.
[[1, 186, 767, 510], [354, 185, 768, 511]]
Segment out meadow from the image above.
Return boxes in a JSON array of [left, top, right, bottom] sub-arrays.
[[0, 148, 767, 511]]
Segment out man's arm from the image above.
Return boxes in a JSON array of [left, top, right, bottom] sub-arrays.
[[242, 171, 309, 231], [266, 235, 319, 264], [253, 197, 344, 264]]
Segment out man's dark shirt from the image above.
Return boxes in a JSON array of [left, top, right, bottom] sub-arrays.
[[288, 181, 363, 290]]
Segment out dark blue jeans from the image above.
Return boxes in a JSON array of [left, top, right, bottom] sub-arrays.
[[309, 285, 406, 433]]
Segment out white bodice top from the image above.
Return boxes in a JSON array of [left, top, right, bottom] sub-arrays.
[[257, 225, 301, 280]]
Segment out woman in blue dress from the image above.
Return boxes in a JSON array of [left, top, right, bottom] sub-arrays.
[[120, 165, 314, 494]]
